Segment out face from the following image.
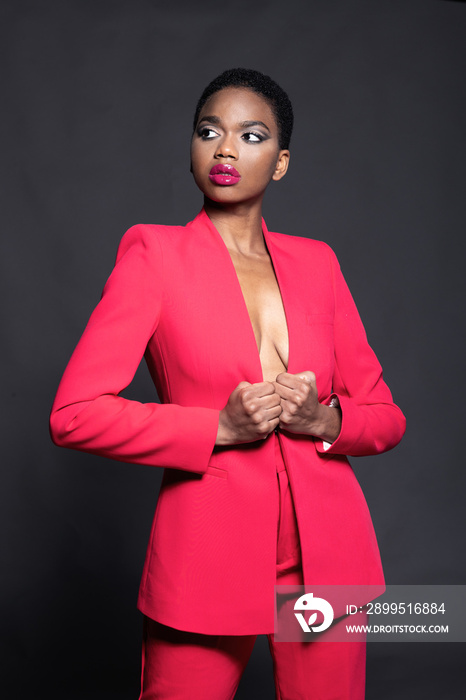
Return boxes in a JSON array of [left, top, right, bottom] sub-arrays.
[[190, 87, 289, 205]]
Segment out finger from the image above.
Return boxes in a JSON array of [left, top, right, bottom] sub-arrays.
[[259, 416, 280, 439], [258, 393, 282, 409], [264, 402, 283, 419], [296, 370, 316, 384], [244, 393, 281, 419], [236, 381, 252, 390], [275, 372, 302, 390], [263, 411, 281, 430], [247, 381, 277, 397], [297, 371, 316, 385], [268, 415, 281, 432], [276, 371, 316, 389], [273, 382, 295, 401], [237, 382, 267, 404], [274, 378, 313, 404], [277, 384, 311, 413]]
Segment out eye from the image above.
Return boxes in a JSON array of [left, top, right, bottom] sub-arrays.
[[242, 132, 263, 143], [198, 127, 218, 140]]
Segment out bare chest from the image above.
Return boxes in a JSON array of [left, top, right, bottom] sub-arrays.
[[229, 252, 289, 382]]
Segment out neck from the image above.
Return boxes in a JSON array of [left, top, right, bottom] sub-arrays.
[[203, 197, 266, 255]]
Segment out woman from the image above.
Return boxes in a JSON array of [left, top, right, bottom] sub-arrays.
[[50, 68, 406, 699]]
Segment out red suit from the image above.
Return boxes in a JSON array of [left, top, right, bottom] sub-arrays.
[[50, 208, 406, 635]]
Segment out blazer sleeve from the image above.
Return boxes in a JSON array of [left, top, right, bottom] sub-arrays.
[[49, 224, 220, 474], [315, 246, 406, 457]]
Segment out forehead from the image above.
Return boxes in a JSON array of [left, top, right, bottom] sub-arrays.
[[199, 87, 278, 132]]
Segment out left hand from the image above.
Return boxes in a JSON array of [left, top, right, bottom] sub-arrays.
[[273, 371, 321, 435]]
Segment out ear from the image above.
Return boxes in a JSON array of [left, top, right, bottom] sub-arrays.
[[272, 150, 290, 181]]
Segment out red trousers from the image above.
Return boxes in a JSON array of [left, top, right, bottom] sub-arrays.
[[139, 435, 367, 699]]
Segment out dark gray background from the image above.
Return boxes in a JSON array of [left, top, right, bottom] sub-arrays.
[[1, 0, 465, 697]]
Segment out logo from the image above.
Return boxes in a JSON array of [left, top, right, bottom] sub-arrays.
[[294, 592, 334, 633]]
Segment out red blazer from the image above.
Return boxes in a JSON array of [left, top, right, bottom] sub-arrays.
[[50, 208, 406, 634]]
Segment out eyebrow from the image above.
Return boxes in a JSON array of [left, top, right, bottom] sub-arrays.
[[198, 116, 271, 133]]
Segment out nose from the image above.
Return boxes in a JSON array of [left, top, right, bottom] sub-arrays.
[[214, 133, 238, 160]]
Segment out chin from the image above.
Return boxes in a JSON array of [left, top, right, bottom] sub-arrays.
[[195, 183, 241, 203]]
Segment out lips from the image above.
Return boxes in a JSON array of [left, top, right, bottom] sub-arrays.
[[209, 163, 241, 186]]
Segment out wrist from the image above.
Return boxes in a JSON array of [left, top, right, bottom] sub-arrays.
[[215, 410, 235, 446], [308, 400, 341, 443]]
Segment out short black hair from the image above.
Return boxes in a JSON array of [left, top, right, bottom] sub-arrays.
[[193, 68, 293, 151]]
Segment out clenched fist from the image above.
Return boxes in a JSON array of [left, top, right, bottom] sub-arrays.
[[274, 371, 341, 442], [216, 381, 282, 445]]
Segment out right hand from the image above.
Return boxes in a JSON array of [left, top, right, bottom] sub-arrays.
[[216, 381, 282, 445]]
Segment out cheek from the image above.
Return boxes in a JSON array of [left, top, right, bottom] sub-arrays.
[[190, 143, 210, 175], [189, 143, 198, 169], [250, 153, 280, 182], [190, 149, 210, 194]]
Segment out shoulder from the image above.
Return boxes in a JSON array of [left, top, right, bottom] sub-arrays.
[[116, 222, 188, 262], [119, 221, 187, 247], [267, 228, 339, 266]]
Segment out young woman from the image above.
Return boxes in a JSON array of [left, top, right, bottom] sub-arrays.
[[50, 68, 406, 699]]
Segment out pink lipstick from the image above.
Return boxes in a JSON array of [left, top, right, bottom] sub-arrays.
[[209, 164, 241, 186]]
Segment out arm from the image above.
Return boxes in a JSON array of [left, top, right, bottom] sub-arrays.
[[49, 225, 219, 474], [274, 245, 405, 456], [315, 246, 406, 456]]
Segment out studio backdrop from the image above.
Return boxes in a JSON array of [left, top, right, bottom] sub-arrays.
[[1, 1, 465, 698]]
